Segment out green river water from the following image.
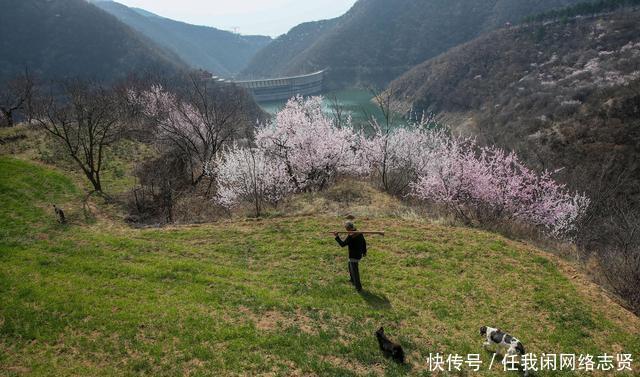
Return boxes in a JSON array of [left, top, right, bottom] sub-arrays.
[[258, 89, 389, 127]]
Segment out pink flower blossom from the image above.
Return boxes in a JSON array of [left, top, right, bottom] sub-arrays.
[[256, 96, 359, 191], [409, 139, 590, 239]]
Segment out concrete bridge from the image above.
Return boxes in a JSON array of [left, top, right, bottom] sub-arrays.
[[221, 70, 325, 102]]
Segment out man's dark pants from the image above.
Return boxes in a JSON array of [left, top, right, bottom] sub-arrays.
[[348, 259, 362, 291]]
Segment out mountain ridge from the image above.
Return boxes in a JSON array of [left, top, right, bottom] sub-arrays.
[[0, 0, 186, 83], [92, 0, 272, 77], [238, 18, 341, 80], [241, 0, 587, 87]]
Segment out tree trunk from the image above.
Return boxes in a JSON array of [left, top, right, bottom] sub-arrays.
[[83, 170, 102, 192], [1, 109, 13, 127], [163, 185, 173, 223], [94, 171, 102, 192]]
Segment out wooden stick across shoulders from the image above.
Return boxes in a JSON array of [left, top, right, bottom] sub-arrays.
[[328, 231, 385, 236]]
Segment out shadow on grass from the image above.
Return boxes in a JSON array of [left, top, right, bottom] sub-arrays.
[[483, 350, 528, 376], [358, 289, 392, 310], [383, 359, 412, 375], [484, 348, 505, 364]]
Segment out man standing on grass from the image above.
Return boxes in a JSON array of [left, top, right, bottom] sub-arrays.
[[334, 221, 366, 291]]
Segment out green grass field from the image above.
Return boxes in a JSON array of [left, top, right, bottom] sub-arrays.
[[1, 155, 639, 376]]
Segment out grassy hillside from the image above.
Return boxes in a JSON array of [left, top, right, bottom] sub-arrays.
[[0, 157, 78, 247], [1, 155, 639, 376], [92, 1, 271, 77]]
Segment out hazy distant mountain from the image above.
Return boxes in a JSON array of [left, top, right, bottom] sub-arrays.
[[388, 8, 640, 203], [130, 7, 161, 19], [0, 0, 185, 83], [92, 1, 272, 77], [241, 0, 585, 88]]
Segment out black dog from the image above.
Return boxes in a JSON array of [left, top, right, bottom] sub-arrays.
[[375, 327, 405, 363], [53, 204, 66, 224]]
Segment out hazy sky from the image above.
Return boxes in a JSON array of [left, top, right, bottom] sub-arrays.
[[113, 0, 357, 37]]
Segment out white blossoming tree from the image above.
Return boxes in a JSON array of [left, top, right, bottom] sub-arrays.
[[211, 145, 294, 217], [358, 115, 444, 194]]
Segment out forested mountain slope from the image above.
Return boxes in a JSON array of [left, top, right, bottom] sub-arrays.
[[0, 0, 185, 83], [93, 1, 272, 77], [387, 9, 640, 243], [241, 0, 585, 88], [239, 18, 340, 80]]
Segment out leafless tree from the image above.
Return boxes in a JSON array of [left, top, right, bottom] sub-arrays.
[[328, 93, 349, 128], [597, 208, 640, 315], [364, 87, 439, 195], [0, 70, 35, 127], [130, 149, 191, 224], [185, 76, 251, 185], [568, 158, 640, 314], [370, 87, 403, 130], [368, 87, 401, 194], [33, 80, 125, 193], [134, 74, 250, 188]]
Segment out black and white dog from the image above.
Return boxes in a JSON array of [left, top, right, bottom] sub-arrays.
[[375, 327, 405, 364], [53, 204, 66, 224], [480, 326, 529, 377], [480, 326, 528, 364], [480, 326, 525, 356], [480, 326, 528, 375]]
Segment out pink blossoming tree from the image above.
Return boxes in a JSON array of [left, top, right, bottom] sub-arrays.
[[130, 83, 244, 186], [255, 96, 359, 191], [198, 92, 587, 238], [409, 137, 590, 239]]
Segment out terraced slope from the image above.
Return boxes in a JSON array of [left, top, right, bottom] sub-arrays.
[[0, 156, 638, 376]]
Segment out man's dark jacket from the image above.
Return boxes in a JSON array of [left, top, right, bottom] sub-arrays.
[[335, 233, 367, 260]]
